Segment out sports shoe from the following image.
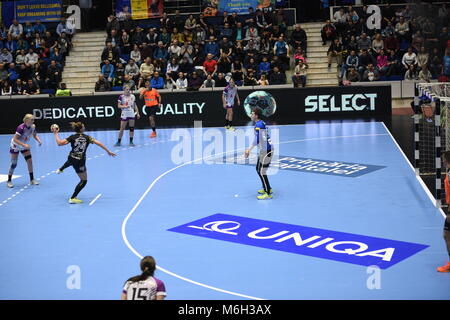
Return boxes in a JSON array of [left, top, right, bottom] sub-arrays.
[[30, 179, 39, 185], [225, 125, 230, 130], [129, 142, 135, 146], [69, 198, 83, 204], [437, 262, 450, 272], [257, 192, 273, 200], [56, 169, 63, 174], [228, 126, 236, 131], [258, 188, 273, 194], [150, 132, 157, 138], [7, 181, 13, 188], [114, 142, 121, 146]]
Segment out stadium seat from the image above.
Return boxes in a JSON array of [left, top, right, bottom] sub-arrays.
[[380, 76, 388, 81], [41, 89, 55, 95], [120, 54, 130, 62], [112, 86, 123, 91], [389, 75, 404, 81]]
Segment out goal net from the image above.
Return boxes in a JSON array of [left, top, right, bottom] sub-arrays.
[[414, 82, 450, 208]]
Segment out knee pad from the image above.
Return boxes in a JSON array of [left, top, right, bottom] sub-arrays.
[[129, 127, 135, 132], [24, 154, 32, 161]]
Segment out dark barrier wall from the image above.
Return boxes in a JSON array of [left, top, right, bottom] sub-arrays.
[[0, 86, 391, 133]]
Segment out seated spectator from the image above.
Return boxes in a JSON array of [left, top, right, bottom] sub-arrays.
[[290, 24, 307, 54], [171, 27, 184, 44], [25, 48, 39, 69], [270, 55, 285, 73], [114, 62, 125, 87], [187, 71, 203, 90], [217, 53, 231, 76], [438, 27, 449, 53], [417, 46, 429, 72], [192, 43, 205, 67], [55, 83, 72, 96], [0, 48, 13, 63], [255, 9, 271, 33], [12, 78, 25, 95], [292, 60, 308, 88], [411, 30, 424, 52], [130, 44, 142, 65], [119, 31, 131, 54], [341, 49, 359, 78], [193, 25, 206, 45], [166, 58, 179, 79], [172, 10, 185, 31], [150, 71, 164, 89], [245, 24, 259, 42], [181, 29, 193, 45], [102, 42, 120, 66], [245, 57, 258, 75], [231, 59, 244, 86], [125, 59, 140, 81], [201, 74, 215, 88], [404, 64, 418, 80], [243, 72, 257, 86], [259, 56, 271, 76], [257, 74, 269, 86], [15, 49, 26, 66], [205, 36, 220, 59], [327, 38, 343, 69], [50, 47, 63, 68], [179, 56, 194, 76], [443, 48, 450, 78], [362, 63, 380, 81], [33, 20, 46, 36], [8, 20, 23, 41], [357, 33, 371, 51], [418, 65, 432, 82], [57, 32, 71, 56], [1, 80, 12, 95], [140, 57, 154, 82], [203, 53, 218, 77], [345, 67, 360, 83], [234, 22, 245, 43], [273, 36, 290, 69], [168, 39, 181, 60], [219, 37, 233, 57], [377, 49, 389, 75], [321, 20, 336, 45], [429, 47, 443, 77], [122, 74, 136, 90], [131, 26, 146, 45], [159, 12, 172, 32], [7, 63, 19, 82], [219, 23, 233, 40], [386, 49, 401, 77], [371, 33, 384, 55], [18, 63, 31, 80], [382, 21, 395, 39], [101, 59, 115, 83], [215, 72, 228, 87], [24, 78, 40, 95], [153, 41, 168, 63], [332, 7, 348, 35], [0, 63, 7, 82], [269, 66, 286, 85], [95, 75, 111, 92], [146, 28, 159, 48], [358, 49, 375, 76], [395, 17, 410, 42], [56, 17, 75, 38], [106, 15, 120, 35], [174, 72, 188, 89], [294, 47, 307, 65], [179, 41, 194, 64], [159, 28, 172, 47], [244, 38, 259, 54], [402, 47, 418, 73]]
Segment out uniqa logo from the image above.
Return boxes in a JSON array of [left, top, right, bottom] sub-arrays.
[[187, 220, 395, 261]]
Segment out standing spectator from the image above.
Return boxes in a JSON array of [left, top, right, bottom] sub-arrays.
[[292, 61, 308, 88], [95, 75, 111, 92], [327, 38, 343, 69], [125, 59, 140, 82], [321, 20, 336, 45]]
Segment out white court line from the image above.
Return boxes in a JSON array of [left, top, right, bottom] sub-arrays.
[[121, 132, 389, 300], [381, 122, 446, 218], [89, 194, 102, 206]]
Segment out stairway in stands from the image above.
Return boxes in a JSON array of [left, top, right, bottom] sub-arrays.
[[63, 31, 106, 95], [302, 22, 339, 87]]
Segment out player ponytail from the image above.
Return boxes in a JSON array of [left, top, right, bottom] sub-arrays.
[[127, 256, 156, 283], [70, 122, 84, 133]]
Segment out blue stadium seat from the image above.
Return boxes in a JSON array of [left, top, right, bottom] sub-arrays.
[[380, 76, 388, 81], [389, 75, 404, 81], [121, 54, 130, 62], [41, 89, 55, 95], [112, 86, 123, 91]]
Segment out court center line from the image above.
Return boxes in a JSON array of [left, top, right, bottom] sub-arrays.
[[121, 131, 390, 300], [89, 194, 102, 206]]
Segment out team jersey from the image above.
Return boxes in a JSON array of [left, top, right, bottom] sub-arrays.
[[142, 88, 160, 107], [118, 93, 136, 118], [445, 168, 450, 205], [253, 120, 272, 153], [10, 123, 36, 151], [223, 85, 238, 107], [66, 133, 95, 160], [122, 276, 166, 300]]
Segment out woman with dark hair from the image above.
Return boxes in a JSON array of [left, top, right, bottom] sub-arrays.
[[121, 256, 166, 300], [52, 122, 116, 204]]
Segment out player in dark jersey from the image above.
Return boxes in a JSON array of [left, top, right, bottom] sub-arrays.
[[438, 151, 450, 272], [52, 122, 116, 204], [244, 107, 273, 200]]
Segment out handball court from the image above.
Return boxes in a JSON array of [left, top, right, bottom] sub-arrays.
[[0, 120, 448, 300]]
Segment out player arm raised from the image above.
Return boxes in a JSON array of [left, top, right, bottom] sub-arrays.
[[92, 139, 117, 157], [52, 126, 69, 146]]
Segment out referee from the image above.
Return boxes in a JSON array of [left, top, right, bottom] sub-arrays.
[[244, 107, 273, 200]]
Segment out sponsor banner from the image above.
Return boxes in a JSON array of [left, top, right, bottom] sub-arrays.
[[15, 0, 62, 23], [218, 0, 259, 14], [221, 155, 386, 177], [0, 86, 391, 133], [168, 213, 429, 269], [130, 0, 163, 19]]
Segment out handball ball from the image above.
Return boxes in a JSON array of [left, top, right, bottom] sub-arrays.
[[243, 91, 277, 119], [50, 124, 59, 132]]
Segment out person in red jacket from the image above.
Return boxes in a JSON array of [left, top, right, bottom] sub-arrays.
[[438, 151, 450, 272]]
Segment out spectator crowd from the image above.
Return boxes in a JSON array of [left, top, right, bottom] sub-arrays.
[[322, 2, 450, 84], [96, 5, 310, 92], [0, 17, 74, 96]]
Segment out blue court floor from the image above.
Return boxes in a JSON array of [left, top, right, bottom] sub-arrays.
[[0, 121, 448, 300]]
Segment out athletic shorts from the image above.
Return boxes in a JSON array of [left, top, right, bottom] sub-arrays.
[[121, 116, 135, 121], [225, 104, 234, 109], [68, 156, 87, 173], [121, 110, 135, 121], [10, 141, 29, 154], [145, 106, 160, 116]]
